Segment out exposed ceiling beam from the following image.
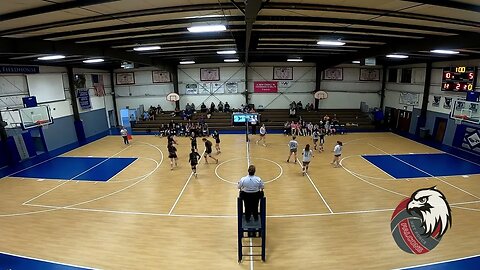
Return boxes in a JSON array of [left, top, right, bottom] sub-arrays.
[[321, 32, 480, 69], [0, 0, 120, 21], [244, 0, 263, 64], [263, 2, 480, 27], [0, 37, 162, 69], [230, 1, 245, 15], [0, 3, 236, 37], [37, 14, 459, 42], [401, 0, 480, 12]]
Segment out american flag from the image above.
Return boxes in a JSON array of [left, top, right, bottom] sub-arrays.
[[92, 74, 105, 96]]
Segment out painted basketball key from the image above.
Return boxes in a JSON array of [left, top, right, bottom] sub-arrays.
[[391, 187, 452, 254]]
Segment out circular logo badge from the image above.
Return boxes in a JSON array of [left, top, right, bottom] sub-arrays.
[[391, 187, 452, 254]]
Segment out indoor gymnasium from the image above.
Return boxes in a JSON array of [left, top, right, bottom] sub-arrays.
[[0, 1, 479, 269]]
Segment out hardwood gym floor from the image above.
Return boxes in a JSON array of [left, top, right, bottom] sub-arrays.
[[0, 133, 478, 269]]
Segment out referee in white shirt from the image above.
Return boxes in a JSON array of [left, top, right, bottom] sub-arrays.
[[238, 165, 265, 222]]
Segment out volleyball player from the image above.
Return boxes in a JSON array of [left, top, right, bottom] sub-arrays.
[[189, 148, 202, 177], [256, 124, 267, 146], [319, 128, 326, 152], [312, 128, 320, 150], [212, 130, 221, 154], [167, 132, 177, 146], [331, 141, 343, 168], [302, 144, 313, 175], [286, 136, 298, 163], [167, 142, 178, 170], [190, 131, 197, 151], [202, 138, 218, 164]]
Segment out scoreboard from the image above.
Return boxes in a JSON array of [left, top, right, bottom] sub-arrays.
[[442, 66, 477, 92]]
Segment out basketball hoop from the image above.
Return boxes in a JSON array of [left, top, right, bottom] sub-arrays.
[[166, 93, 180, 102], [314, 90, 328, 100]]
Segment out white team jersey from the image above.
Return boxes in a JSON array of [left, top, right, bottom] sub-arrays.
[[334, 145, 342, 155], [260, 127, 266, 135], [302, 149, 313, 162], [312, 131, 319, 140], [120, 129, 128, 136], [289, 140, 298, 149]]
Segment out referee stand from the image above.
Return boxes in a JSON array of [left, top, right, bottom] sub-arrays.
[[237, 196, 266, 262]]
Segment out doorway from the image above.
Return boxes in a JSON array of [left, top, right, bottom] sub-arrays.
[[433, 117, 448, 143]]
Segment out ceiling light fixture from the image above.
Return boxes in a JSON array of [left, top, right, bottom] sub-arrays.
[[83, 59, 104, 63], [180, 61, 195, 65], [133, 46, 161, 51], [187, 25, 226, 33], [317, 40, 345, 46], [352, 60, 361, 64], [430, 49, 459, 55], [217, 50, 236, 55], [37, 55, 65, 60], [224, 59, 239, 62], [386, 54, 409, 59], [287, 58, 303, 62]]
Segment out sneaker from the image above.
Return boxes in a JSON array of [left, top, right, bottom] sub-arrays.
[[287, 159, 289, 163], [194, 173, 198, 178]]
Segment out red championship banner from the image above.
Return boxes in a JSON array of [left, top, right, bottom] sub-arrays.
[[254, 81, 278, 93]]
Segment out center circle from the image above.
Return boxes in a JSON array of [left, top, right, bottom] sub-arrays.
[[214, 157, 283, 184]]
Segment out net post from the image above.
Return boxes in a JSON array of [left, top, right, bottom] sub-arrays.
[[245, 119, 249, 142], [237, 196, 243, 262]]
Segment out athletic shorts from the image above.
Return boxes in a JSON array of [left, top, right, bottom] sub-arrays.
[[190, 162, 198, 167], [215, 140, 220, 144], [303, 161, 310, 166], [169, 153, 177, 159], [313, 139, 318, 143], [320, 138, 325, 144], [334, 154, 341, 157], [290, 148, 297, 153], [260, 134, 265, 137], [205, 149, 212, 155]]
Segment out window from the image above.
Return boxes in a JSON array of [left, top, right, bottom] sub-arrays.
[[388, 68, 397, 82], [401, 68, 412, 83]]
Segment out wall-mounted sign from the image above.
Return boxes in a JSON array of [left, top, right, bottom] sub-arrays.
[[254, 81, 278, 93], [0, 65, 39, 74]]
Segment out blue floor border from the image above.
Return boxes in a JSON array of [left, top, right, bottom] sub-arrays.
[[396, 254, 480, 270], [394, 130, 480, 166], [0, 252, 93, 270], [0, 130, 112, 179]]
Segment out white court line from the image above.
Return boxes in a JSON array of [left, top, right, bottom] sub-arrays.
[[214, 157, 283, 184], [451, 205, 480, 212], [392, 254, 480, 270], [168, 149, 206, 215], [368, 143, 480, 200], [106, 156, 138, 183], [339, 156, 408, 198], [0, 251, 97, 270], [359, 155, 397, 180], [73, 145, 132, 182], [296, 158, 334, 214], [1, 141, 163, 218], [246, 140, 254, 270], [22, 145, 132, 205], [4, 136, 110, 178], [22, 199, 480, 219]]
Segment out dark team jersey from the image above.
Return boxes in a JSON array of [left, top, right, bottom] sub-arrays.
[[190, 136, 197, 145], [189, 152, 201, 164], [167, 135, 175, 144], [212, 132, 220, 143], [168, 145, 177, 154], [205, 140, 213, 151]]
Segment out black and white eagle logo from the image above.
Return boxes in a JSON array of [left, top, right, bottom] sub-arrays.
[[407, 187, 452, 237]]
